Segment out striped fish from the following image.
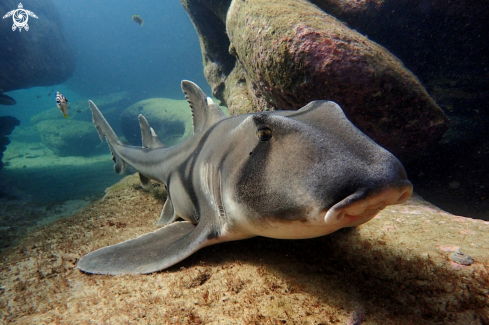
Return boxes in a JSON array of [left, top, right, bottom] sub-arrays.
[[56, 91, 68, 119]]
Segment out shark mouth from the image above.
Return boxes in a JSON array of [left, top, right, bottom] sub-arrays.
[[324, 182, 413, 227]]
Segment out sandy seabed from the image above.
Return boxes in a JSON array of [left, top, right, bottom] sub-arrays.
[[0, 174, 488, 325]]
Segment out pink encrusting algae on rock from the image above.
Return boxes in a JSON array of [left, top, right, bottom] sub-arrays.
[[223, 0, 448, 161], [180, 0, 450, 160]]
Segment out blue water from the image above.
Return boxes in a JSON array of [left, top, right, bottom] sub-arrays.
[[0, 0, 209, 205], [3, 0, 208, 124]]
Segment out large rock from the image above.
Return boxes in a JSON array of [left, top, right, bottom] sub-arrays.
[[36, 119, 104, 157], [0, 0, 75, 93], [30, 91, 133, 142], [29, 92, 138, 157], [309, 1, 489, 93], [0, 116, 20, 171], [180, 0, 449, 161], [120, 98, 193, 146]]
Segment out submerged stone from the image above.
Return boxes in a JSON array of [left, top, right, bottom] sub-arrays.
[[120, 98, 193, 146], [0, 0, 75, 93], [36, 119, 104, 157], [180, 0, 449, 161]]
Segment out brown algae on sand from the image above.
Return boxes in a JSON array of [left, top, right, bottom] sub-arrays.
[[0, 174, 488, 324]]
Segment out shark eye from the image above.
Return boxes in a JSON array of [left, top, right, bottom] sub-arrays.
[[257, 127, 272, 142]]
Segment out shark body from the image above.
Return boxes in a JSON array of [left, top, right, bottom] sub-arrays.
[[77, 81, 413, 275]]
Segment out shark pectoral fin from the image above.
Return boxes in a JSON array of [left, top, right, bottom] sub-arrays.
[[139, 173, 151, 189], [156, 197, 175, 225], [77, 221, 216, 275]]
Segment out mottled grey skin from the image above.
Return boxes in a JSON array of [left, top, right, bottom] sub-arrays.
[[77, 80, 413, 275]]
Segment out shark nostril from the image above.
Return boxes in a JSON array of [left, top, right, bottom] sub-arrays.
[[324, 182, 414, 226]]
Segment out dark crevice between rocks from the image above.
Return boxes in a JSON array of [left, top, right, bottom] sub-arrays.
[[180, 0, 235, 99], [407, 114, 489, 220]]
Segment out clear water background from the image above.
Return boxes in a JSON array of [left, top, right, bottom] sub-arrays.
[[3, 0, 208, 124], [0, 0, 210, 208]]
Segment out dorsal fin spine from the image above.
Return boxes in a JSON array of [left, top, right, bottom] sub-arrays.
[[181, 80, 226, 134]]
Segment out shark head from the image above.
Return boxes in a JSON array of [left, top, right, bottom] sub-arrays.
[[220, 101, 412, 238]]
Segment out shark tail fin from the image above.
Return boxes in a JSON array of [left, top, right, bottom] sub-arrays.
[[89, 100, 126, 174]]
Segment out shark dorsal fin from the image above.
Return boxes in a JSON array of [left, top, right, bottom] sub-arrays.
[[137, 114, 165, 188], [181, 80, 226, 134], [138, 114, 165, 149]]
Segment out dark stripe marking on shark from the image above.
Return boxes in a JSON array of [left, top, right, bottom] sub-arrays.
[[77, 80, 413, 275]]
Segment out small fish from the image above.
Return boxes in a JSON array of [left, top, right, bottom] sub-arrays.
[[47, 92, 52, 97], [132, 14, 144, 26], [35, 95, 41, 99], [56, 91, 69, 119]]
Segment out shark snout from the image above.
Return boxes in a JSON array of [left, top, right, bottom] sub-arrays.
[[324, 181, 413, 227]]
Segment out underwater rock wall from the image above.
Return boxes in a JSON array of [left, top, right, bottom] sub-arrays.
[[0, 116, 19, 172], [181, 0, 489, 219], [0, 0, 75, 93], [180, 0, 448, 161]]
